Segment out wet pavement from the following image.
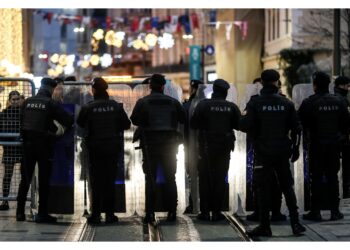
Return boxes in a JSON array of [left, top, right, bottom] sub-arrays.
[[1, 199, 350, 241]]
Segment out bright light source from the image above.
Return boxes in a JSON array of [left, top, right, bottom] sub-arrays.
[[38, 54, 48, 59], [50, 53, 59, 63], [33, 76, 43, 89], [115, 31, 126, 40], [182, 34, 193, 40], [145, 33, 158, 47], [90, 54, 100, 66], [100, 53, 113, 68], [64, 65, 75, 75], [93, 29, 104, 40], [158, 33, 175, 49]]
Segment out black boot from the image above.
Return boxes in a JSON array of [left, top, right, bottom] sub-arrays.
[[291, 222, 306, 235], [211, 212, 225, 221], [35, 214, 57, 223], [330, 210, 344, 221], [87, 214, 101, 224], [143, 213, 155, 224], [0, 201, 9, 211], [105, 214, 119, 224], [247, 225, 272, 237], [166, 211, 176, 222], [197, 212, 210, 221], [302, 211, 322, 221]]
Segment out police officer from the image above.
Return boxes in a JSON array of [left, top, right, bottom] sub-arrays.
[[191, 79, 240, 221], [183, 79, 204, 214], [16, 78, 74, 222], [246, 80, 286, 222], [334, 76, 350, 198], [77, 77, 131, 224], [299, 72, 350, 221], [240, 69, 305, 237], [131, 74, 185, 223]]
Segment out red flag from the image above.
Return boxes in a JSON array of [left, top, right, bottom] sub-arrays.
[[191, 13, 199, 29], [131, 17, 140, 32]]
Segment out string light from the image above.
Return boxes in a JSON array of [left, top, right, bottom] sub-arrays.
[[145, 33, 158, 47], [92, 29, 104, 40]]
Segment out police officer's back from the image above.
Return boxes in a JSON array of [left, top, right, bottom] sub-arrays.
[[17, 78, 74, 223], [240, 69, 305, 237], [299, 72, 350, 221], [191, 79, 240, 221], [77, 77, 131, 224], [131, 74, 185, 223]]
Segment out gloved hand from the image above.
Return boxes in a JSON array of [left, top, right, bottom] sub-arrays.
[[290, 145, 300, 163]]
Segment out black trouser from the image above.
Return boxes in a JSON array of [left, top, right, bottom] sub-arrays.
[[252, 168, 283, 214], [17, 139, 53, 215], [143, 144, 178, 214], [198, 146, 230, 213], [309, 143, 341, 212], [89, 149, 118, 217], [254, 155, 299, 228], [341, 144, 350, 198]]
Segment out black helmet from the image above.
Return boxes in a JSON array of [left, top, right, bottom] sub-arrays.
[[92, 77, 108, 91], [150, 74, 166, 89], [261, 69, 280, 85], [312, 71, 330, 90], [190, 79, 204, 89], [213, 79, 230, 91], [41, 77, 58, 88]]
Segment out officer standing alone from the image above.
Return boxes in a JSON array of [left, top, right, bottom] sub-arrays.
[[17, 78, 74, 222], [299, 72, 350, 221], [131, 74, 185, 223], [240, 69, 305, 237], [333, 76, 350, 198], [77, 77, 131, 224], [190, 79, 241, 221]]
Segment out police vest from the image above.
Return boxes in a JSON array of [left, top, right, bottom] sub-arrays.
[[87, 100, 122, 139], [311, 95, 342, 140], [144, 97, 177, 132], [254, 95, 292, 156], [22, 97, 51, 134]]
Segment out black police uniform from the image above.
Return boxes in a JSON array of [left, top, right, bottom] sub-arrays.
[[130, 79, 185, 222], [334, 77, 350, 198], [17, 78, 74, 222], [191, 79, 241, 220], [240, 70, 304, 236], [247, 94, 286, 222], [299, 80, 350, 220], [77, 87, 130, 223]]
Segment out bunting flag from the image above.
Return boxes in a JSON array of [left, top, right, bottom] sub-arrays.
[[33, 9, 248, 40], [190, 13, 199, 29]]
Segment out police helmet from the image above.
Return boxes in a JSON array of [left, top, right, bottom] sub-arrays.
[[312, 71, 330, 89], [150, 74, 166, 88], [213, 79, 230, 91], [41, 77, 58, 89], [92, 77, 108, 91], [261, 69, 280, 85]]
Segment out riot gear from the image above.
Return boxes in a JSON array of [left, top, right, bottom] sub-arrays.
[[241, 69, 305, 237], [131, 77, 185, 223], [77, 78, 131, 224], [299, 74, 350, 221], [16, 80, 74, 223], [191, 79, 240, 221]]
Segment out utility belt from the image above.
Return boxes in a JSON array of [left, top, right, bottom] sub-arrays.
[[199, 131, 235, 151]]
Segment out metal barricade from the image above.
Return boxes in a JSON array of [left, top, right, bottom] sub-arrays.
[[0, 78, 35, 210]]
